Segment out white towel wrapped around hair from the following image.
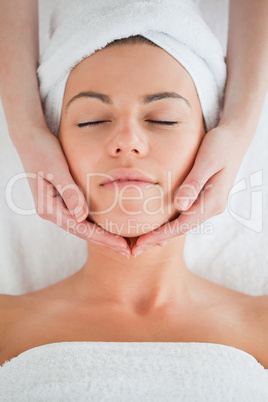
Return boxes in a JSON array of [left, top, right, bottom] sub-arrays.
[[37, 0, 226, 137]]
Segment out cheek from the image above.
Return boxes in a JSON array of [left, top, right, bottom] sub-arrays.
[[60, 135, 95, 191], [157, 136, 202, 222], [162, 134, 202, 192]]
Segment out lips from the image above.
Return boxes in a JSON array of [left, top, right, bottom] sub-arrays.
[[100, 168, 157, 186], [112, 179, 143, 182]]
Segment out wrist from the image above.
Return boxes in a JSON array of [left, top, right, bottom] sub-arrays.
[[8, 120, 50, 154], [218, 86, 267, 137], [7, 114, 48, 140], [218, 107, 263, 138], [1, 90, 49, 143], [219, 75, 268, 136]]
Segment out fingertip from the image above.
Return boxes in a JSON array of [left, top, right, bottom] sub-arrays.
[[76, 215, 87, 223], [74, 206, 88, 222], [175, 196, 190, 211], [157, 241, 167, 247]]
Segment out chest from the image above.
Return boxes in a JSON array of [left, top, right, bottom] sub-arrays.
[[1, 300, 260, 366]]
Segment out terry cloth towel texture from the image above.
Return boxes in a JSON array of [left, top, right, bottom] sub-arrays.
[[1, 342, 268, 402], [37, 0, 226, 137]]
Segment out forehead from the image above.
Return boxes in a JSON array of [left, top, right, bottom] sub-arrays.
[[62, 43, 200, 112], [68, 44, 193, 86]]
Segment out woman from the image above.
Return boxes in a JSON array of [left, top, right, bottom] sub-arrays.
[[0, 35, 267, 370], [0, 0, 267, 254]]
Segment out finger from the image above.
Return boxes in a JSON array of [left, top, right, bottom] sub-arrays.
[[171, 176, 229, 235], [36, 176, 61, 217], [40, 170, 89, 222], [157, 241, 167, 247], [174, 146, 223, 212], [134, 171, 229, 253], [131, 218, 181, 255], [41, 178, 58, 198], [42, 194, 131, 255], [36, 180, 131, 254], [64, 219, 131, 255]]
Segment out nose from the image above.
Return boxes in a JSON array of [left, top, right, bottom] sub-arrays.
[[107, 120, 149, 157]]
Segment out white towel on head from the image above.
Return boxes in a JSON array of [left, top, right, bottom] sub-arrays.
[[37, 0, 226, 137]]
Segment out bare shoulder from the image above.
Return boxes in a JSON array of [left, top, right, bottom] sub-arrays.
[[0, 293, 21, 318], [0, 294, 26, 350], [251, 295, 268, 331], [243, 295, 268, 368], [245, 295, 268, 329], [0, 293, 27, 309]]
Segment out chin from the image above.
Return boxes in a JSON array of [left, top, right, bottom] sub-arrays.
[[87, 204, 181, 237], [88, 214, 167, 237]]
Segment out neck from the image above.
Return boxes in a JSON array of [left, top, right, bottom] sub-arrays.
[[72, 234, 197, 315]]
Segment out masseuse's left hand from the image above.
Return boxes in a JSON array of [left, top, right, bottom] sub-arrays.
[[131, 121, 252, 256], [131, 0, 268, 257]]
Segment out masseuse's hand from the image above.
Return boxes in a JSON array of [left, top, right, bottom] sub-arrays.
[[20, 127, 131, 256], [131, 122, 250, 256], [0, 0, 130, 257], [131, 0, 268, 256]]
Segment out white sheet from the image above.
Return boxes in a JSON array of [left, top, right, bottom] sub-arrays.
[[1, 342, 268, 401], [0, 1, 267, 400]]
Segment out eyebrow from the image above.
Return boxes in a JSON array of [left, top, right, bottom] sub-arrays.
[[64, 91, 192, 113]]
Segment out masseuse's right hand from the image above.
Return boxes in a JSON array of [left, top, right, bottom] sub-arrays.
[[19, 126, 131, 256], [0, 0, 130, 257]]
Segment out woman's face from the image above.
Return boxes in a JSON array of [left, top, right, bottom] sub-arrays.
[[59, 43, 205, 237]]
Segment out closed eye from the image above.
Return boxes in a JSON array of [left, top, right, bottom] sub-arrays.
[[77, 120, 179, 127], [148, 120, 179, 126]]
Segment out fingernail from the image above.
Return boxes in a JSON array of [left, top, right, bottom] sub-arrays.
[[120, 248, 130, 255], [176, 197, 190, 210], [120, 252, 130, 259], [74, 206, 85, 222], [137, 244, 150, 249], [157, 241, 167, 247], [136, 245, 151, 253], [134, 250, 144, 258]]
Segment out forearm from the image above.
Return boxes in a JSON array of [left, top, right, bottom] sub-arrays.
[[220, 0, 268, 133], [0, 0, 47, 148]]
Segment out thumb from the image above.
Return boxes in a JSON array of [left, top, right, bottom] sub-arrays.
[[174, 160, 216, 211], [49, 172, 89, 222]]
